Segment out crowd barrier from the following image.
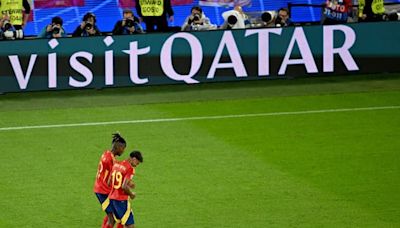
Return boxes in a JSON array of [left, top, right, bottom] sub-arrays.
[[0, 21, 399, 93]]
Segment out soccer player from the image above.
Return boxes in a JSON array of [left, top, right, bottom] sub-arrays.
[[109, 151, 143, 228], [94, 133, 127, 228]]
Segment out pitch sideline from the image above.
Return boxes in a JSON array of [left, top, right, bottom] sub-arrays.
[[0, 105, 399, 131]]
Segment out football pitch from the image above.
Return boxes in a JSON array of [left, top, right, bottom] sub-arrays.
[[0, 74, 399, 227]]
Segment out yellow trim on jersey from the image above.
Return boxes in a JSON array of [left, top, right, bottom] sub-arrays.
[[121, 200, 132, 225], [101, 197, 110, 211]]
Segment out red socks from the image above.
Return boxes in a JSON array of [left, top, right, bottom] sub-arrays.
[[101, 216, 113, 228], [116, 223, 124, 228], [101, 216, 108, 228]]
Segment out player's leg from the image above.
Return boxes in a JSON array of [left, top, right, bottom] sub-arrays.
[[105, 212, 115, 227], [95, 193, 114, 228], [101, 215, 108, 227], [144, 17, 155, 32], [95, 193, 115, 228], [111, 199, 135, 228]]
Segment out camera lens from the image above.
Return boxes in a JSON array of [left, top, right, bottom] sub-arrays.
[[4, 22, 11, 30], [52, 26, 60, 34], [85, 22, 93, 30], [261, 12, 273, 23], [125, 19, 134, 27], [227, 15, 238, 25]]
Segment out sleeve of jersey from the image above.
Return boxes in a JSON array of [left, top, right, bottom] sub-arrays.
[[125, 168, 135, 181]]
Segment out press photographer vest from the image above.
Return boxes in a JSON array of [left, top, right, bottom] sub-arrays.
[[0, 0, 24, 25], [139, 0, 164, 17], [358, 0, 385, 17]]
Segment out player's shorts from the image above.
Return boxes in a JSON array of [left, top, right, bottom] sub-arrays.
[[95, 193, 113, 214], [110, 199, 135, 226]]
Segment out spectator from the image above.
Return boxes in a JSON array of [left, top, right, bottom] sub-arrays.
[[220, 6, 248, 29], [0, 0, 30, 38], [358, 0, 386, 22], [112, 8, 144, 35], [38, 16, 67, 39], [274, 8, 294, 27], [72, 12, 101, 37], [322, 0, 353, 25], [135, 0, 174, 32], [181, 6, 216, 31]]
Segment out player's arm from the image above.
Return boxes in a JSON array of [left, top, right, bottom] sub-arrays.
[[122, 179, 136, 199]]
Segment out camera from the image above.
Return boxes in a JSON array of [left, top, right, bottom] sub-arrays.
[[3, 29, 23, 40], [3, 20, 12, 31], [388, 12, 400, 21], [275, 16, 284, 27], [84, 21, 93, 30], [227, 15, 238, 26], [193, 13, 201, 21], [261, 11, 277, 24], [52, 25, 61, 34], [125, 19, 134, 27]]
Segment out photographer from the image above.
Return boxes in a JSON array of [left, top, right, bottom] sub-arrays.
[[220, 6, 248, 30], [0, 15, 23, 40], [72, 12, 101, 37], [38, 16, 67, 38], [274, 8, 294, 27], [112, 8, 143, 35], [181, 6, 216, 31], [0, 0, 31, 35]]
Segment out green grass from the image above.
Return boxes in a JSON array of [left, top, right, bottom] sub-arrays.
[[0, 74, 399, 227]]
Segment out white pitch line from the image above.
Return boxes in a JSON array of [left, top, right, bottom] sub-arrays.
[[0, 106, 399, 132]]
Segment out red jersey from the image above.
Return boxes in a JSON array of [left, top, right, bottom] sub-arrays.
[[93, 150, 116, 194], [109, 160, 135, 201]]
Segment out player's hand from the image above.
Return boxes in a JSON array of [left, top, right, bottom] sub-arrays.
[[128, 181, 135, 189], [130, 192, 136, 200]]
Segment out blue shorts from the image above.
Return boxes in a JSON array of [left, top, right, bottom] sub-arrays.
[[95, 193, 113, 214], [110, 199, 135, 225]]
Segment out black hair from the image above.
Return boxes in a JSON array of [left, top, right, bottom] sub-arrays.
[[278, 8, 290, 16], [130, 150, 143, 163], [83, 12, 96, 23], [112, 132, 126, 146], [52, 16, 63, 26], [191, 6, 203, 14]]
